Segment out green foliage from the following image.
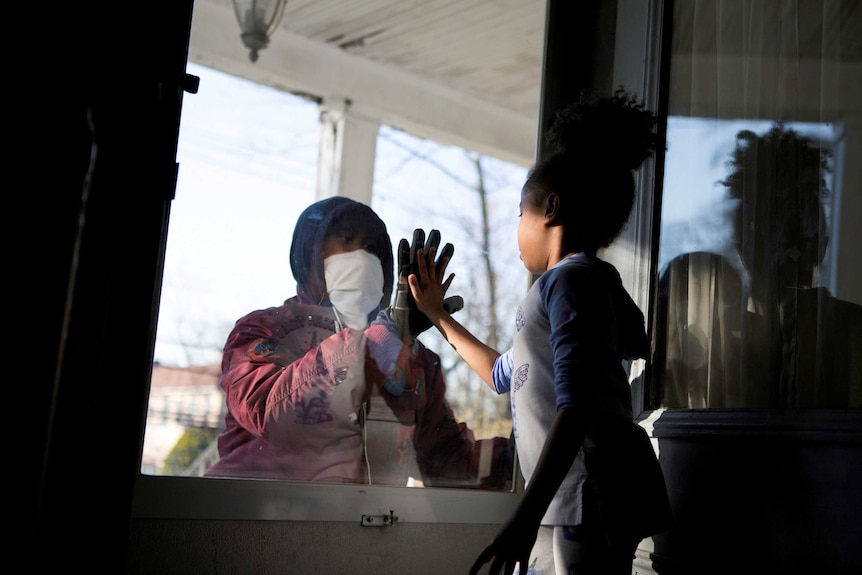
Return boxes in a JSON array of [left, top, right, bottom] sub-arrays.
[[162, 426, 220, 475]]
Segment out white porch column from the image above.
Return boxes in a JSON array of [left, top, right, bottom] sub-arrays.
[[316, 98, 380, 205]]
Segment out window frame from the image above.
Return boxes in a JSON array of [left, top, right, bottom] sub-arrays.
[[132, 474, 522, 523], [130, 0, 668, 524]]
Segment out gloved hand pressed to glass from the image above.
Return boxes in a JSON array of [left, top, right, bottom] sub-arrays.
[[390, 228, 464, 340]]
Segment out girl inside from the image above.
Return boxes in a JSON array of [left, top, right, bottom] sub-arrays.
[[408, 89, 672, 575]]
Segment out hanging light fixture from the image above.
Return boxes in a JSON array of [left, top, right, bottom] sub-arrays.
[[232, 0, 287, 63]]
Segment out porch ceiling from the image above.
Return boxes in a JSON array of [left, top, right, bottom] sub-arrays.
[[187, 0, 548, 166]]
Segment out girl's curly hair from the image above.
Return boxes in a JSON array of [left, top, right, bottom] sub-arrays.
[[546, 88, 659, 170], [524, 88, 660, 252]]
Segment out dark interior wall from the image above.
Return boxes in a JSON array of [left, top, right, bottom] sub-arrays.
[[26, 1, 194, 569]]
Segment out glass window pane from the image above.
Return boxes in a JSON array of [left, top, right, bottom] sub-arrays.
[[653, 0, 862, 409], [143, 64, 522, 490]]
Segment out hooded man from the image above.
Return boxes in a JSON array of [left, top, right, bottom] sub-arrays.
[[206, 196, 510, 488]]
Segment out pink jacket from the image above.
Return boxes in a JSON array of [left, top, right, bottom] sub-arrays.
[[205, 295, 510, 488]]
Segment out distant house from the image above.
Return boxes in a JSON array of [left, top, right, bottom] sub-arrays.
[[141, 364, 224, 475]]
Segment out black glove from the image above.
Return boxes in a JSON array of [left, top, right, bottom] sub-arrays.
[[390, 228, 464, 340]]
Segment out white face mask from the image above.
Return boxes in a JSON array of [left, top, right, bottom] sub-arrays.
[[323, 250, 385, 330]]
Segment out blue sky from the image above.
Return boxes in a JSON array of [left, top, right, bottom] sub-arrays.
[[154, 63, 320, 366]]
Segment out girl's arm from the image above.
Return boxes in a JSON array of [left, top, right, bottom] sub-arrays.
[[408, 247, 500, 389], [470, 407, 587, 574]]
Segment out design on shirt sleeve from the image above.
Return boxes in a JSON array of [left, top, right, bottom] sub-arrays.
[[248, 338, 286, 362], [513, 363, 529, 392], [511, 397, 519, 440], [515, 306, 526, 332]]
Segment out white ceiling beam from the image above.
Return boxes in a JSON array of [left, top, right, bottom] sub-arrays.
[[188, 0, 538, 168]]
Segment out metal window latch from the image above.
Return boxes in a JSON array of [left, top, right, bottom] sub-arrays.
[[360, 510, 398, 527]]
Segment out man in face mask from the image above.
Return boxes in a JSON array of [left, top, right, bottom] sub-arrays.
[[290, 196, 394, 330], [206, 197, 512, 489]]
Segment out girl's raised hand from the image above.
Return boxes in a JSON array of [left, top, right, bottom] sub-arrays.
[[409, 245, 455, 324]]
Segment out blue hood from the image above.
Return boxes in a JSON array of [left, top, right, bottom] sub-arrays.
[[289, 196, 394, 308]]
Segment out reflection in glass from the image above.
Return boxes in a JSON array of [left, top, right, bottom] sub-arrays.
[[654, 0, 862, 409]]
